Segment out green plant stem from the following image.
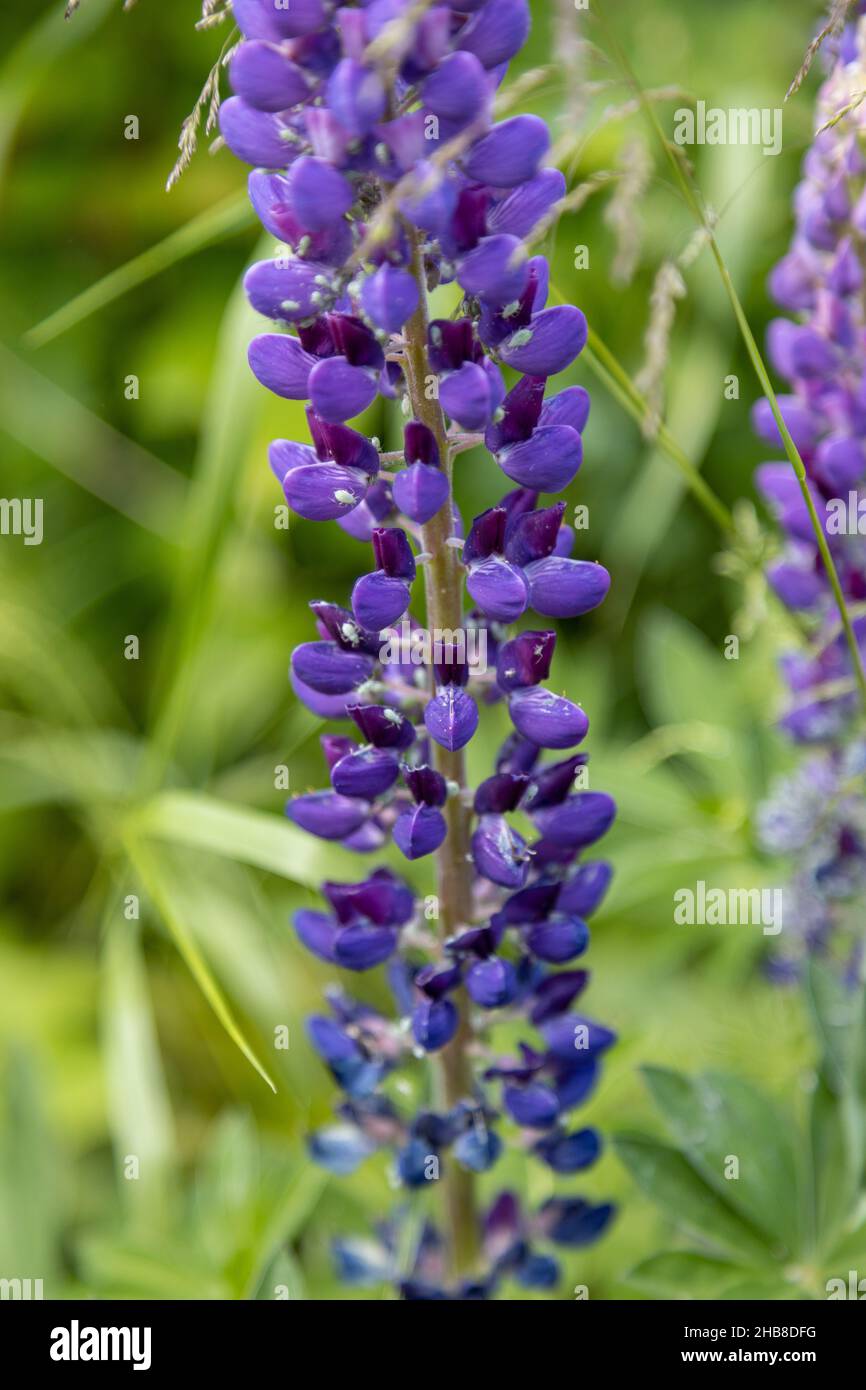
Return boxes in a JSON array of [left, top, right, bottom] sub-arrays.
[[401, 229, 480, 1279], [597, 3, 866, 716]]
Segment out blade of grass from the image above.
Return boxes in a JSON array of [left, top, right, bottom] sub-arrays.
[[0, 342, 186, 541], [596, 3, 866, 715], [124, 834, 278, 1094], [25, 192, 254, 348]]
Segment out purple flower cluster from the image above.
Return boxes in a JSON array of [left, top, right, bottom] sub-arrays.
[[755, 8, 866, 978], [223, 0, 615, 1296]]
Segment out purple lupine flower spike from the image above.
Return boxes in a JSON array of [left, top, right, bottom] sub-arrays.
[[222, 0, 617, 1299], [752, 8, 866, 981]]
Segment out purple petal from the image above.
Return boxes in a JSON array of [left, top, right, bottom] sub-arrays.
[[487, 169, 566, 239], [503, 1082, 559, 1129], [349, 703, 415, 749], [422, 50, 491, 126], [424, 686, 479, 751], [360, 264, 419, 334], [463, 115, 550, 188], [498, 425, 582, 492], [557, 862, 613, 918], [504, 503, 565, 565], [229, 42, 311, 112], [393, 461, 449, 524], [310, 357, 379, 423], [327, 59, 386, 137], [352, 570, 411, 630], [244, 258, 330, 323], [281, 461, 369, 520], [249, 333, 316, 399], [393, 804, 448, 859], [527, 915, 589, 964], [458, 235, 529, 306], [291, 669, 353, 719], [467, 557, 529, 622], [496, 630, 556, 691], [499, 306, 587, 376], [335, 923, 399, 971], [295, 908, 339, 963], [529, 970, 589, 1025], [540, 385, 590, 434], [412, 997, 458, 1052], [533, 792, 616, 849], [287, 155, 354, 229], [472, 814, 530, 887], [466, 957, 518, 1008], [440, 361, 502, 431], [331, 747, 400, 799], [509, 687, 589, 749], [457, 0, 531, 70], [219, 97, 298, 167], [291, 640, 374, 694], [525, 557, 610, 617], [286, 791, 370, 839]]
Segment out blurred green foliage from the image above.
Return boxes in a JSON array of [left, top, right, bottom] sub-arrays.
[[0, 0, 853, 1299]]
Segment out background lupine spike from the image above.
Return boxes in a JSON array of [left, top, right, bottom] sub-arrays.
[[222, 0, 616, 1298]]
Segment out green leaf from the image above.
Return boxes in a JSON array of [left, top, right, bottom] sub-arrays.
[[76, 1235, 228, 1300], [0, 1048, 64, 1284], [642, 1066, 800, 1253], [25, 193, 254, 348], [130, 789, 360, 887], [809, 1072, 864, 1258], [101, 902, 176, 1224], [254, 1249, 307, 1302], [615, 1132, 771, 1261], [627, 1250, 752, 1300], [804, 963, 866, 1094], [124, 836, 278, 1094]]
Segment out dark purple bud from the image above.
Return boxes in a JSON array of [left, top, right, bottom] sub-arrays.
[[467, 557, 529, 623], [291, 640, 374, 694], [523, 754, 586, 809], [474, 772, 529, 814], [423, 53, 490, 133], [360, 264, 419, 333], [219, 97, 297, 167], [458, 235, 529, 306], [412, 997, 458, 1051], [526, 557, 610, 618], [286, 791, 370, 840], [349, 703, 415, 749], [529, 970, 589, 1025], [499, 305, 588, 375], [249, 333, 316, 399], [527, 915, 589, 963], [403, 764, 448, 806], [229, 42, 311, 113], [557, 861, 613, 918], [499, 880, 560, 924], [425, 687, 479, 751], [534, 1127, 600, 1174], [509, 686, 589, 749], [496, 630, 556, 691], [485, 375, 546, 452], [244, 258, 329, 324], [498, 425, 582, 493], [415, 962, 462, 998], [457, 0, 531, 70], [472, 814, 530, 888], [504, 501, 564, 565], [466, 956, 518, 1008], [331, 746, 400, 799], [537, 1197, 615, 1248], [311, 601, 381, 654], [533, 792, 616, 849], [323, 869, 414, 927], [327, 59, 386, 136], [496, 731, 541, 774], [540, 385, 591, 434], [321, 734, 356, 770], [393, 804, 447, 859], [504, 1082, 559, 1129], [372, 526, 416, 579], [334, 923, 399, 971], [393, 461, 449, 524], [463, 115, 549, 188], [554, 524, 575, 557], [464, 505, 508, 562]]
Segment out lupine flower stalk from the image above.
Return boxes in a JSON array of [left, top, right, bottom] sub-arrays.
[[755, 6, 866, 980], [222, 0, 615, 1296]]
